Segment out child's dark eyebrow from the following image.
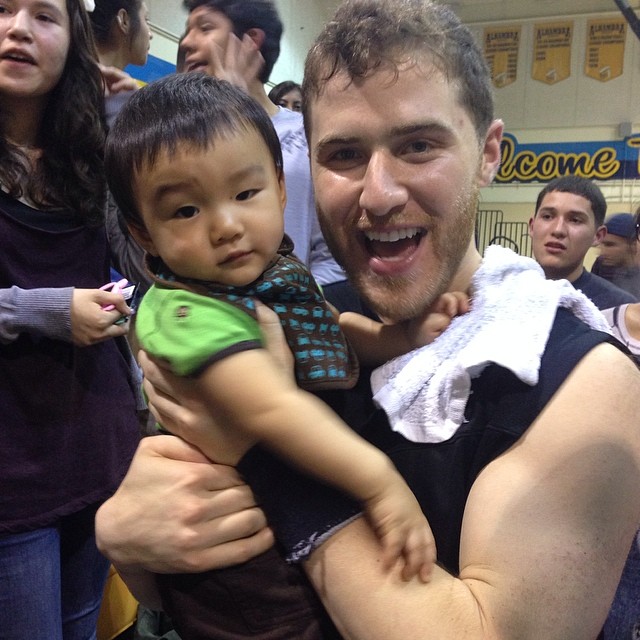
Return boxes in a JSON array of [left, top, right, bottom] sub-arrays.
[[148, 164, 268, 201], [228, 164, 268, 181]]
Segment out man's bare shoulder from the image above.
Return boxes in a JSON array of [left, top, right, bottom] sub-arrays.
[[459, 342, 640, 638]]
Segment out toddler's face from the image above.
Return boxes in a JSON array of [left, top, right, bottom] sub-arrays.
[[132, 128, 286, 287]]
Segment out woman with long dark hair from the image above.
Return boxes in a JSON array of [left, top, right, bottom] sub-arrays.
[[0, 0, 140, 636]]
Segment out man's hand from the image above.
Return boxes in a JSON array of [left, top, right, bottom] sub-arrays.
[[139, 302, 295, 446], [96, 304, 295, 576], [182, 32, 265, 95], [96, 435, 274, 574]]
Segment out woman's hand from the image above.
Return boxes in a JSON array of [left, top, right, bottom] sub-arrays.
[[99, 64, 140, 95], [70, 288, 131, 346]]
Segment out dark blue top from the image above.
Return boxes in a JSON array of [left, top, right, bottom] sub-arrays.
[[572, 268, 637, 309]]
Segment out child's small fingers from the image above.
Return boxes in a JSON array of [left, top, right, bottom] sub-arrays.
[[435, 291, 470, 318], [377, 524, 407, 569], [426, 312, 451, 335], [453, 291, 471, 315], [401, 529, 437, 581], [418, 561, 434, 583], [400, 554, 420, 581], [381, 539, 403, 571], [432, 292, 454, 315]]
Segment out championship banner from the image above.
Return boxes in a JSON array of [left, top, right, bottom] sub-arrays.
[[532, 21, 572, 85], [484, 26, 521, 88], [585, 17, 626, 82], [497, 132, 640, 183]]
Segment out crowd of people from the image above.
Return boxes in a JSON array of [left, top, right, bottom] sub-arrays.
[[1, 0, 639, 639]]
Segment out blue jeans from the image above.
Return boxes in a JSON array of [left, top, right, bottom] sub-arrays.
[[605, 531, 640, 640], [0, 504, 110, 640]]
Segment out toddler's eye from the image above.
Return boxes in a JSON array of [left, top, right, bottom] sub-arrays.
[[175, 206, 198, 219], [236, 189, 258, 201]]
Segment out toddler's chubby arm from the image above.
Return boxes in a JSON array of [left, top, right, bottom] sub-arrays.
[[340, 291, 470, 366], [173, 346, 436, 582]]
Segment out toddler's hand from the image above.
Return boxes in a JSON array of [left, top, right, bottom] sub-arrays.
[[405, 291, 470, 349], [366, 474, 436, 583]]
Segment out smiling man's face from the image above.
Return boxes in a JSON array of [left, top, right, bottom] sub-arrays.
[[307, 61, 502, 321]]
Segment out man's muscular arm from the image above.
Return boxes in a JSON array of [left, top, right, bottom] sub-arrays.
[[303, 344, 640, 639]]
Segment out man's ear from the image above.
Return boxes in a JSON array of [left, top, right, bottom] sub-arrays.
[[478, 119, 503, 187], [116, 8, 130, 35], [593, 225, 607, 247], [528, 216, 535, 238], [128, 223, 158, 256], [245, 27, 266, 50]]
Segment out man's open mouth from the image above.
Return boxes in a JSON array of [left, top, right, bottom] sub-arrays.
[[364, 227, 425, 260]]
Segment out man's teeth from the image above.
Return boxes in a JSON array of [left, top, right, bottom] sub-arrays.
[[365, 227, 421, 242]]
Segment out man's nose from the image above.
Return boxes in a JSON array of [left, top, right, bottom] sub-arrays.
[[358, 151, 409, 218], [550, 217, 567, 236]]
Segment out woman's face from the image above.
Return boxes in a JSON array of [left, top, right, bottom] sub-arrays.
[[277, 87, 302, 112], [0, 0, 70, 105], [128, 0, 150, 67]]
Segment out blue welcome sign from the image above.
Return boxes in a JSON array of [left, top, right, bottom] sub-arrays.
[[497, 132, 640, 183]]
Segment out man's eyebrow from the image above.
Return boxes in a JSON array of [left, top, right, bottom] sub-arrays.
[[314, 135, 359, 152], [538, 205, 590, 218], [388, 122, 452, 138], [315, 121, 453, 152]]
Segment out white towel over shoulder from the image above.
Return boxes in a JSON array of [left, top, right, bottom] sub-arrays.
[[370, 245, 611, 443]]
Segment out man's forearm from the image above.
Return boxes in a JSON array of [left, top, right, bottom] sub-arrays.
[[304, 519, 488, 640]]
